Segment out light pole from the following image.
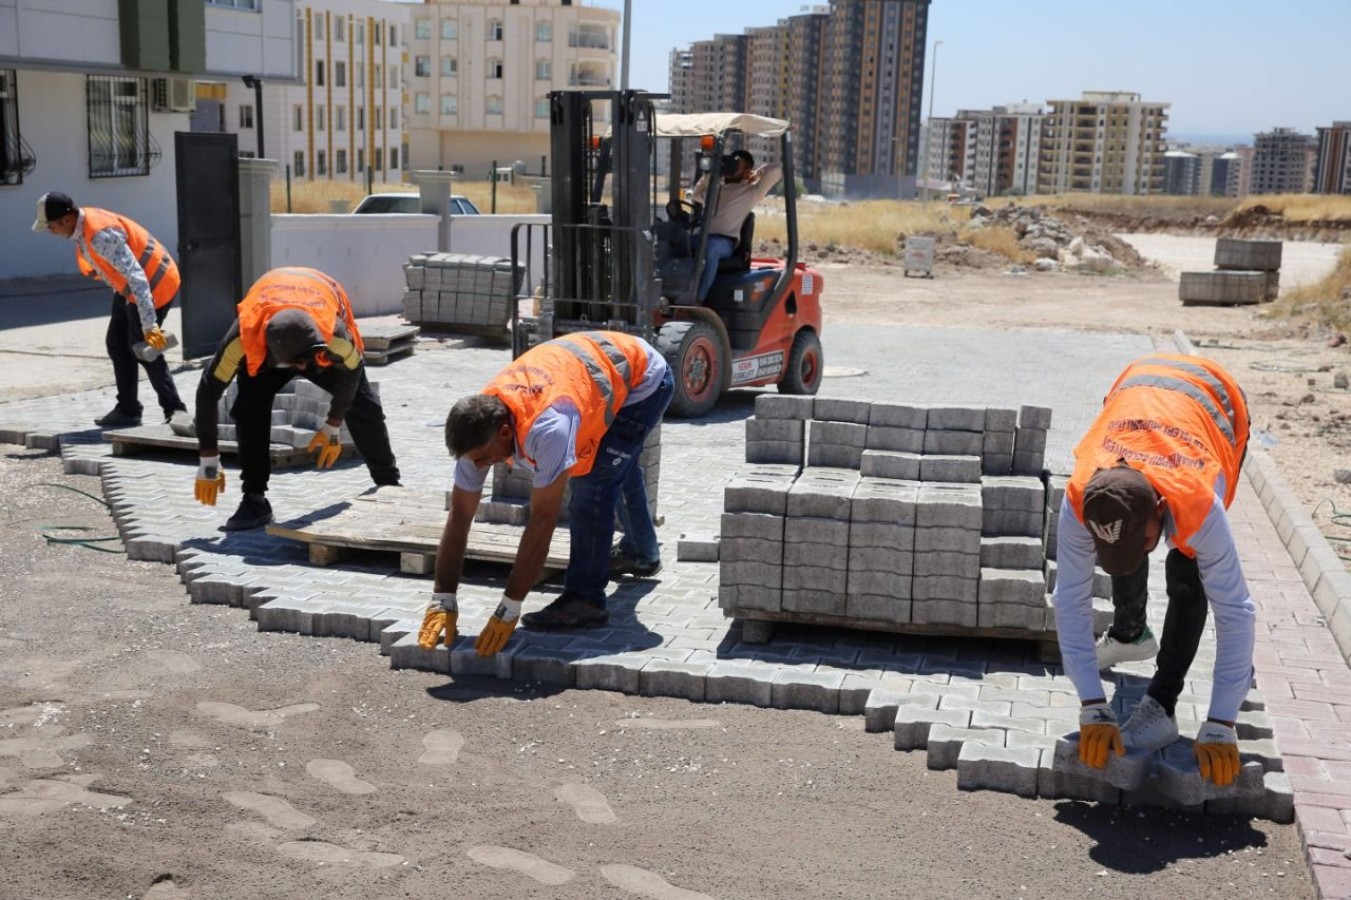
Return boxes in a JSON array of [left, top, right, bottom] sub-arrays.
[[922, 39, 942, 202], [242, 75, 264, 159], [620, 0, 632, 91]]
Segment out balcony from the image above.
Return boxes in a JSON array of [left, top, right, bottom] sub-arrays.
[[569, 29, 611, 51]]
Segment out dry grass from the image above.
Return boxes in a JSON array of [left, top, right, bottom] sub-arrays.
[[1264, 243, 1351, 332], [1018, 193, 1239, 221], [269, 178, 538, 214], [757, 199, 970, 255], [958, 225, 1036, 264], [1233, 193, 1351, 224]]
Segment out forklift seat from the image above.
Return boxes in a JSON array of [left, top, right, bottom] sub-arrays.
[[717, 212, 755, 273]]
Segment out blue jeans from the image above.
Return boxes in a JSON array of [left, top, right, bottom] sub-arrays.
[[564, 366, 675, 608], [696, 234, 737, 301]]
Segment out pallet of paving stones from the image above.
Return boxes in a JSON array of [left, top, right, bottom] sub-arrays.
[[400, 252, 521, 341], [103, 424, 353, 469], [1179, 238, 1281, 306], [265, 486, 571, 579], [359, 322, 420, 366], [718, 395, 1115, 645]]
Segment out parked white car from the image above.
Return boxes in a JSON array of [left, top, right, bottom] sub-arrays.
[[351, 193, 481, 215]]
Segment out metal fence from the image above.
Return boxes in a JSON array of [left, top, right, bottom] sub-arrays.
[[86, 74, 160, 178]]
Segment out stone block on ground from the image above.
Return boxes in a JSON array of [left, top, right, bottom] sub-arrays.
[[956, 743, 1041, 797]]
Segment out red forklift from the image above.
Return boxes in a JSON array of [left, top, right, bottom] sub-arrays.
[[510, 90, 824, 417]]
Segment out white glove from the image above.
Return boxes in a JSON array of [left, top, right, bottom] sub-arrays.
[[194, 454, 226, 506]]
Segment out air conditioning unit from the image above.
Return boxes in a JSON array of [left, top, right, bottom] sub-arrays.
[[151, 77, 197, 113]]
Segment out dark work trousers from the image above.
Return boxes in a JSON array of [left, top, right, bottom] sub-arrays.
[[230, 364, 401, 497], [107, 292, 186, 419], [1110, 549, 1210, 717]]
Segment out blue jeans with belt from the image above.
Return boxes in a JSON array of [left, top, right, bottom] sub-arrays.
[[564, 366, 675, 609]]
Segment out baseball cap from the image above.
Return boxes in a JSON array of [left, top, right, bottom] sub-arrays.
[[1081, 464, 1157, 575], [265, 308, 329, 366], [32, 191, 77, 233]]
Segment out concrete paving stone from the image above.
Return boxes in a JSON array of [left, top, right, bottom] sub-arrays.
[[770, 669, 844, 713], [928, 724, 1007, 770], [957, 743, 1041, 797], [1012, 449, 1046, 477], [1237, 738, 1282, 772], [926, 405, 987, 432], [1204, 771, 1294, 823], [573, 656, 644, 694], [813, 398, 872, 424], [983, 508, 1044, 538], [864, 425, 925, 454], [913, 551, 981, 580], [984, 407, 1018, 432], [977, 603, 1050, 632], [981, 453, 1014, 477], [1005, 731, 1060, 754], [1156, 741, 1265, 805], [970, 711, 1049, 736], [676, 532, 720, 563], [847, 546, 915, 578], [981, 476, 1046, 513], [983, 427, 1015, 453], [919, 455, 982, 483], [851, 477, 920, 520], [980, 536, 1045, 570], [894, 705, 972, 750], [781, 586, 846, 617], [865, 689, 908, 732], [704, 663, 776, 707], [746, 439, 804, 466], [837, 673, 890, 715], [1052, 737, 1153, 791], [784, 518, 849, 554], [1235, 707, 1274, 740], [845, 593, 912, 624], [724, 475, 794, 516], [979, 569, 1048, 607], [868, 403, 927, 430], [746, 418, 805, 444], [510, 646, 578, 686], [859, 450, 922, 481], [388, 633, 451, 675], [1037, 748, 1121, 804], [1018, 405, 1054, 430], [719, 512, 784, 543], [787, 469, 860, 519], [124, 535, 181, 563], [911, 592, 979, 621], [915, 483, 983, 529], [923, 429, 984, 457], [755, 394, 814, 420], [939, 695, 1014, 718], [312, 603, 384, 642], [807, 442, 865, 470], [187, 575, 245, 606], [449, 642, 514, 680], [638, 661, 712, 701], [914, 526, 981, 556], [911, 570, 980, 604], [1013, 426, 1048, 454]]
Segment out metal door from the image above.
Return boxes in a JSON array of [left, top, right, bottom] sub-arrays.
[[175, 132, 242, 359]]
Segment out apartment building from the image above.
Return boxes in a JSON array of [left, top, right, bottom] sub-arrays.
[[922, 103, 1042, 197], [1164, 145, 1241, 197], [1314, 122, 1351, 195], [688, 34, 747, 115], [404, 0, 619, 176], [0, 0, 297, 278], [667, 48, 694, 113], [1249, 127, 1315, 195], [783, 8, 829, 187], [1037, 91, 1168, 195], [744, 25, 789, 168], [922, 116, 974, 188]]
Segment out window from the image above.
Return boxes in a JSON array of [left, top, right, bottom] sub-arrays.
[[415, 93, 430, 114], [293, 150, 305, 177], [336, 106, 346, 131], [489, 20, 503, 41], [315, 60, 325, 86], [415, 56, 431, 77], [357, 67, 364, 88], [389, 25, 396, 46], [374, 22, 382, 44], [336, 149, 348, 174], [489, 59, 503, 79], [535, 97, 549, 118], [441, 57, 457, 77], [335, 61, 346, 88], [389, 107, 398, 128], [440, 94, 457, 116], [374, 148, 383, 171], [535, 59, 551, 80], [0, 70, 33, 186], [374, 65, 381, 88], [86, 75, 152, 178], [316, 104, 325, 131], [357, 106, 364, 129], [206, 0, 259, 9], [390, 149, 398, 170], [441, 19, 458, 40], [293, 104, 303, 131], [238, 104, 254, 128], [373, 107, 382, 130], [389, 67, 398, 89], [536, 21, 552, 42], [486, 94, 503, 115], [334, 17, 344, 42], [415, 19, 431, 40], [355, 22, 364, 44], [317, 150, 327, 176], [315, 14, 325, 41], [357, 148, 364, 172]]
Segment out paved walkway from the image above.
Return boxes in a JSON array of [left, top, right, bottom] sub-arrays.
[[4, 323, 1351, 894]]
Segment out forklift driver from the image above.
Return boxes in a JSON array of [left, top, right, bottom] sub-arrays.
[[690, 150, 782, 301]]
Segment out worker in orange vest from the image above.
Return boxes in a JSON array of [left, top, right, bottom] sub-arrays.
[[33, 191, 190, 431], [418, 331, 673, 656], [191, 267, 401, 531], [1054, 354, 1253, 787]]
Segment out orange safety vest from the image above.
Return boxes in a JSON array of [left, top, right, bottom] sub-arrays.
[[1066, 354, 1249, 556], [77, 208, 180, 308], [485, 331, 650, 478], [237, 267, 364, 376]]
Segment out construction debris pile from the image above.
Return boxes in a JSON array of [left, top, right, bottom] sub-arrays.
[[968, 204, 1147, 272]]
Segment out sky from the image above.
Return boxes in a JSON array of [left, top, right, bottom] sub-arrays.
[[606, 0, 1350, 144]]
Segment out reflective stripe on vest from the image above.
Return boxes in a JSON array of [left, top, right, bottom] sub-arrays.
[[551, 332, 635, 427], [236, 268, 363, 376], [1111, 373, 1236, 446], [1133, 355, 1241, 440]]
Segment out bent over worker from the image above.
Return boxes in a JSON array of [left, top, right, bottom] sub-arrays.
[[1053, 354, 1253, 787], [32, 191, 190, 430], [191, 267, 401, 531], [418, 330, 674, 656]]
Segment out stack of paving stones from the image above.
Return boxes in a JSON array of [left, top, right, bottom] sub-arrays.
[[472, 424, 662, 529], [401, 252, 520, 335], [719, 395, 1112, 635], [1179, 238, 1282, 307], [216, 378, 368, 450]]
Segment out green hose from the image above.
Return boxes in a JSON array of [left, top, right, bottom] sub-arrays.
[[36, 482, 123, 553]]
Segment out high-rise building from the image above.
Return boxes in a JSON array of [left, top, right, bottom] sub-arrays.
[[404, 0, 620, 176], [1163, 150, 1200, 195], [744, 25, 790, 168], [1249, 127, 1315, 195], [922, 104, 1042, 197], [922, 117, 975, 189], [1212, 151, 1242, 197], [667, 48, 695, 113], [1037, 91, 1168, 195], [783, 8, 829, 187], [1314, 122, 1351, 195], [688, 34, 747, 114]]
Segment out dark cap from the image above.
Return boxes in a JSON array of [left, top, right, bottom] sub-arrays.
[[32, 191, 77, 233], [264, 309, 327, 366], [1082, 464, 1157, 575]]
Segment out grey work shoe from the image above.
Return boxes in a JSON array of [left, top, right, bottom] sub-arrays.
[[521, 594, 609, 631], [95, 407, 142, 429], [166, 409, 196, 438], [224, 493, 273, 531], [1121, 695, 1179, 753], [1095, 626, 1158, 670], [609, 549, 662, 579]]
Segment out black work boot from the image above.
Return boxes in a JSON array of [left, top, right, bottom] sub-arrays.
[[95, 407, 142, 429], [224, 493, 273, 531]]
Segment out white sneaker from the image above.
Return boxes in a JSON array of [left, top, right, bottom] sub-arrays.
[[1120, 695, 1178, 753], [1095, 626, 1158, 670], [167, 409, 196, 438]]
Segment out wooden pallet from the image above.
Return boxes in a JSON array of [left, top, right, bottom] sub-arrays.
[[104, 424, 352, 468], [265, 486, 570, 580], [363, 340, 416, 366], [360, 322, 420, 350]]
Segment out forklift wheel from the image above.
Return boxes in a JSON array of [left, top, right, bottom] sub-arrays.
[[657, 320, 726, 418], [778, 329, 823, 395]]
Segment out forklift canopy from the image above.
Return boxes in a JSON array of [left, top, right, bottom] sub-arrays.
[[650, 112, 790, 139]]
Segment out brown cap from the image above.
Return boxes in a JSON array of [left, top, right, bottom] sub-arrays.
[[1082, 464, 1157, 576], [264, 309, 327, 366]]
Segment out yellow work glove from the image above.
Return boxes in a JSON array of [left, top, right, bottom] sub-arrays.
[[475, 596, 523, 657], [194, 455, 226, 506], [1078, 700, 1124, 769], [144, 326, 168, 351], [1194, 720, 1241, 787], [417, 593, 459, 649], [307, 422, 342, 469]]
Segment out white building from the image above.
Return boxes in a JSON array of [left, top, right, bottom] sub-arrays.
[[0, 0, 297, 277], [404, 0, 620, 177], [923, 103, 1043, 197]]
